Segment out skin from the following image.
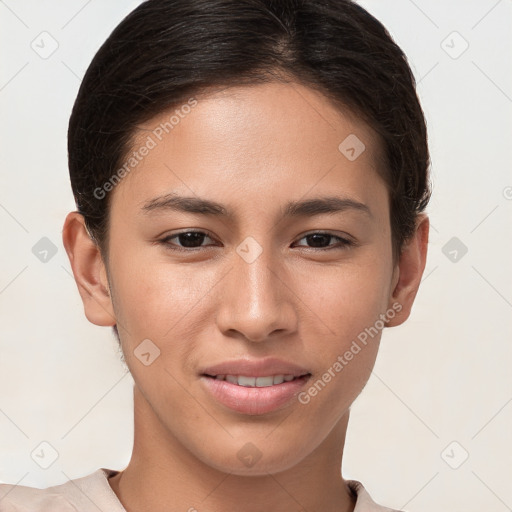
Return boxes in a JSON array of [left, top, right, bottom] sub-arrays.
[[62, 80, 429, 512]]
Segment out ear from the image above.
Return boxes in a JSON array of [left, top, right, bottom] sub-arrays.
[[386, 214, 429, 327], [62, 211, 116, 327]]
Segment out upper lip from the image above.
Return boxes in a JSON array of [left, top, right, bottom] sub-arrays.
[[200, 357, 311, 378]]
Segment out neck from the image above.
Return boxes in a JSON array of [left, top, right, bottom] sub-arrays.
[[108, 385, 356, 512]]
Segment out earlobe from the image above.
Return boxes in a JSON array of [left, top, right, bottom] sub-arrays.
[[386, 214, 430, 328], [62, 212, 116, 327]]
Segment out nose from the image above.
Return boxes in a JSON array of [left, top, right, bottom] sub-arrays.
[[215, 242, 298, 343]]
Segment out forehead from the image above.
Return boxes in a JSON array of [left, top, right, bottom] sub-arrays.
[[109, 80, 387, 218]]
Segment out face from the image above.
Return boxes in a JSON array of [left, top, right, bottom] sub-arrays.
[[69, 80, 416, 476]]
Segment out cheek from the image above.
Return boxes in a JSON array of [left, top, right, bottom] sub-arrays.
[[110, 250, 219, 339], [294, 257, 391, 343], [294, 267, 387, 418], [291, 258, 390, 406], [108, 255, 214, 397]]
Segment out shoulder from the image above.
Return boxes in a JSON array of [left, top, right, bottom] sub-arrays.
[[0, 468, 125, 512], [347, 479, 406, 512]]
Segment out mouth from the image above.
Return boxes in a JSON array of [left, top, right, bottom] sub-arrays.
[[202, 373, 312, 387]]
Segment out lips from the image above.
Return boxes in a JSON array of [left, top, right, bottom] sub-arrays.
[[199, 373, 312, 415], [199, 357, 312, 414]]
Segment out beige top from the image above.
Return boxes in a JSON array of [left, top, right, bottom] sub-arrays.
[[0, 468, 404, 511]]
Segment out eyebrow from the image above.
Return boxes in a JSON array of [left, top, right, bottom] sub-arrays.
[[141, 193, 373, 220]]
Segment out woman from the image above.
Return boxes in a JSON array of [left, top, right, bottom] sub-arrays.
[[0, 0, 430, 510]]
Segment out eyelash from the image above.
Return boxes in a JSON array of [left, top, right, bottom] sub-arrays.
[[158, 230, 355, 252]]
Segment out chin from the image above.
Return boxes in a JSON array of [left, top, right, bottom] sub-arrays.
[[198, 442, 306, 477]]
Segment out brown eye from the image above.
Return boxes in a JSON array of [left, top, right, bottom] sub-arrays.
[[294, 232, 354, 250], [160, 231, 215, 250]]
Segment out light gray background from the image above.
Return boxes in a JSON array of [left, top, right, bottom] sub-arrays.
[[1, 1, 511, 510]]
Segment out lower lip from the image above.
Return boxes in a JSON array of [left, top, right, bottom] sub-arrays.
[[199, 374, 312, 415]]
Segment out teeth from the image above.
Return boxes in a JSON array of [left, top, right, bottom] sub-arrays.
[[214, 374, 300, 387], [272, 375, 284, 385], [225, 375, 238, 384]]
